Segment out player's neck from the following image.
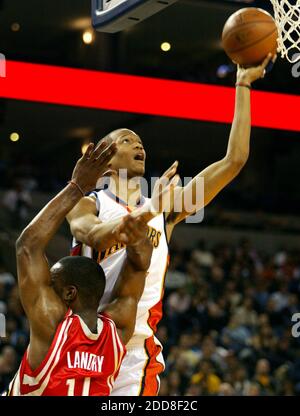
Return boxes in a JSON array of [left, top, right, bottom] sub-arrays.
[[109, 174, 142, 207], [74, 308, 98, 334]]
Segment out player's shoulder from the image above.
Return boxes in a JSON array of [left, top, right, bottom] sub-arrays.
[[97, 312, 119, 333], [86, 187, 105, 199], [81, 187, 107, 215], [98, 311, 114, 324], [98, 313, 126, 350]]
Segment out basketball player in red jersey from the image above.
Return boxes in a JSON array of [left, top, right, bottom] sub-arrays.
[[67, 55, 275, 396], [7, 141, 178, 396]]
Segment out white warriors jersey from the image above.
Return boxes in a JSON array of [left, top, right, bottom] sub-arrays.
[[71, 189, 169, 349]]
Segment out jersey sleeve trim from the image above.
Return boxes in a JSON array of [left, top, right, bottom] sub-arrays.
[[87, 190, 101, 216]]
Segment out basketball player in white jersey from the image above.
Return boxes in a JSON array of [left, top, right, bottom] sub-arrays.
[[67, 55, 274, 396]]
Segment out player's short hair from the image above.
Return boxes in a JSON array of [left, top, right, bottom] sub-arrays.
[[51, 256, 106, 306], [96, 128, 136, 147]]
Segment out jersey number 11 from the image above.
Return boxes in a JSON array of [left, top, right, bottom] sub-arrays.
[[66, 377, 91, 396]]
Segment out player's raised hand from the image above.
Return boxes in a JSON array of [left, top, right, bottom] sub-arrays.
[[71, 141, 117, 195], [111, 213, 149, 246], [150, 161, 180, 215], [237, 53, 277, 85]]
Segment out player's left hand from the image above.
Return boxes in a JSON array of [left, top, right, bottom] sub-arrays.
[[150, 161, 180, 215], [111, 214, 149, 246], [237, 53, 277, 85], [71, 141, 117, 194]]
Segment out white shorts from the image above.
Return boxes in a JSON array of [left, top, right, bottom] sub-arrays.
[[110, 336, 165, 396]]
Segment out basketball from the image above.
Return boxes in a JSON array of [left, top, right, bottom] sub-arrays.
[[222, 8, 278, 67]]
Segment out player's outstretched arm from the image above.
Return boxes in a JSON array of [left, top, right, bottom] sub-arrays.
[[16, 142, 116, 341], [167, 53, 276, 226]]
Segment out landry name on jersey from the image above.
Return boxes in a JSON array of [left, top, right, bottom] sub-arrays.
[[8, 310, 125, 396]]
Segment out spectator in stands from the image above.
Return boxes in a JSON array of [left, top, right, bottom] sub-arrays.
[[218, 382, 235, 396], [191, 240, 214, 271], [221, 315, 251, 353], [232, 296, 258, 328], [166, 370, 181, 396], [165, 253, 187, 290], [253, 359, 275, 395], [190, 359, 221, 395], [166, 287, 192, 344], [0, 263, 15, 287], [232, 365, 251, 395], [0, 346, 18, 393], [243, 382, 261, 396], [2, 180, 32, 229]]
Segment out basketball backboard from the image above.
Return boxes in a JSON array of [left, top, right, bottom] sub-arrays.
[[92, 0, 178, 33]]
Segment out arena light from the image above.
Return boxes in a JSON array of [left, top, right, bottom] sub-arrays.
[[11, 23, 20, 32], [82, 30, 94, 45], [10, 132, 20, 142], [161, 42, 171, 52], [0, 60, 300, 132]]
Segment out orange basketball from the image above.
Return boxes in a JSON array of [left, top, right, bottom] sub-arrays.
[[222, 8, 278, 67]]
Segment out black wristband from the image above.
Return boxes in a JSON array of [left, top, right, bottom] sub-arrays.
[[235, 82, 251, 90]]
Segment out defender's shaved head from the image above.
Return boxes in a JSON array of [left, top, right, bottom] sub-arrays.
[[50, 256, 106, 308]]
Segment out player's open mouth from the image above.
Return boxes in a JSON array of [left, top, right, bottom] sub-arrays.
[[134, 153, 145, 162]]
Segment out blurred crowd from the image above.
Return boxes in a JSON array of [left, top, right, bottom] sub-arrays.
[[158, 239, 300, 396], [0, 261, 28, 393], [0, 238, 300, 395]]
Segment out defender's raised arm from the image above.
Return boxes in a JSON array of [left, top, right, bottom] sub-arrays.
[[16, 142, 116, 351]]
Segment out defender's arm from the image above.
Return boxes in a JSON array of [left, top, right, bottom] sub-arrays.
[[102, 216, 153, 345], [17, 142, 116, 341]]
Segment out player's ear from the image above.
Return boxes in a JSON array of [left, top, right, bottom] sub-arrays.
[[63, 285, 77, 303]]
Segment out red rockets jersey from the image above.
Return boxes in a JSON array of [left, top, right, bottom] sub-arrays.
[[8, 310, 126, 396]]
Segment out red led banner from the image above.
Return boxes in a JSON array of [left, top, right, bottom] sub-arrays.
[[0, 60, 299, 131]]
